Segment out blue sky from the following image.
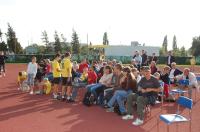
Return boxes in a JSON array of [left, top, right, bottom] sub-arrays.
[[0, 0, 200, 49]]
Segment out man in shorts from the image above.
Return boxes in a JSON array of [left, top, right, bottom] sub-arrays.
[[52, 53, 62, 99], [61, 52, 73, 102]]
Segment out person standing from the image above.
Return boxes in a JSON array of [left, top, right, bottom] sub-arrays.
[[149, 53, 158, 64], [0, 51, 8, 77], [27, 56, 38, 94], [61, 52, 73, 102], [52, 54, 62, 99], [133, 51, 142, 71], [166, 51, 175, 67], [141, 50, 148, 66]]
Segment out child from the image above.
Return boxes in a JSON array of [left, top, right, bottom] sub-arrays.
[[37, 78, 52, 94], [17, 71, 27, 90], [27, 56, 38, 94], [43, 78, 52, 94], [74, 67, 88, 86]]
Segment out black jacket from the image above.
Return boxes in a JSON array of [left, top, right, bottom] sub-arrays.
[[166, 56, 175, 65], [0, 55, 8, 64]]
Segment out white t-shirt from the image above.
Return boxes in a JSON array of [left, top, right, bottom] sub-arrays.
[[27, 62, 38, 78]]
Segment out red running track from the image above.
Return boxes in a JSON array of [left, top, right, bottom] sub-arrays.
[[0, 64, 200, 132]]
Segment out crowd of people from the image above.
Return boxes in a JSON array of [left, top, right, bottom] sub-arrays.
[[5, 50, 199, 126]]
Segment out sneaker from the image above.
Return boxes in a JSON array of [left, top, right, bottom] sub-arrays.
[[122, 115, 134, 120], [53, 94, 58, 99], [29, 91, 34, 95], [132, 118, 144, 126], [106, 107, 114, 112]]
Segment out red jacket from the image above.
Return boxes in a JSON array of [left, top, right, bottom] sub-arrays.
[[87, 71, 97, 84], [79, 63, 89, 73]]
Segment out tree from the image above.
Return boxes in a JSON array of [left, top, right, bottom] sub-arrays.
[[180, 46, 187, 57], [71, 30, 80, 54], [172, 35, 178, 51], [0, 29, 3, 42], [80, 45, 89, 55], [0, 29, 7, 51], [190, 36, 200, 57], [61, 34, 71, 53], [6, 23, 23, 53], [0, 41, 8, 51], [54, 31, 62, 53], [103, 32, 109, 45], [162, 35, 168, 54], [41, 30, 52, 53], [61, 34, 67, 43]]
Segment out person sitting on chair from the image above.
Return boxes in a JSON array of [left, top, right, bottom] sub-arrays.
[[175, 68, 199, 98], [122, 66, 160, 126]]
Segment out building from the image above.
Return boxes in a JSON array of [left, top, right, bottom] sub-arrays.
[[105, 45, 160, 57]]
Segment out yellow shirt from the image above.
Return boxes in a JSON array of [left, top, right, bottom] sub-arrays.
[[80, 72, 88, 82], [61, 58, 73, 77], [44, 81, 52, 94], [52, 60, 61, 78], [17, 71, 27, 82]]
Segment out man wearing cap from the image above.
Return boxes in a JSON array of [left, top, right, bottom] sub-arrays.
[[122, 66, 160, 126]]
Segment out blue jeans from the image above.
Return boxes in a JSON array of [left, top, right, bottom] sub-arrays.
[[86, 83, 104, 97], [27, 73, 34, 86], [107, 89, 132, 113]]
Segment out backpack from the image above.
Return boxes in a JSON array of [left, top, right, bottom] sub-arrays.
[[82, 91, 95, 106]]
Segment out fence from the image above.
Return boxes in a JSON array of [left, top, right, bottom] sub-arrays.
[[6, 54, 194, 65]]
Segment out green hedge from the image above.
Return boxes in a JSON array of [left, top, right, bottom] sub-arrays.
[[6, 54, 193, 65]]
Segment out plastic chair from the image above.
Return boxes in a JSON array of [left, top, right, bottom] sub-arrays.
[[170, 79, 189, 97], [157, 96, 193, 132]]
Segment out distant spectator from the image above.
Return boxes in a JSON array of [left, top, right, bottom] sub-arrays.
[[133, 51, 142, 70], [150, 61, 158, 75], [141, 50, 148, 66], [166, 51, 175, 67], [79, 58, 89, 73], [0, 51, 8, 77], [112, 59, 117, 66], [149, 53, 158, 64]]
